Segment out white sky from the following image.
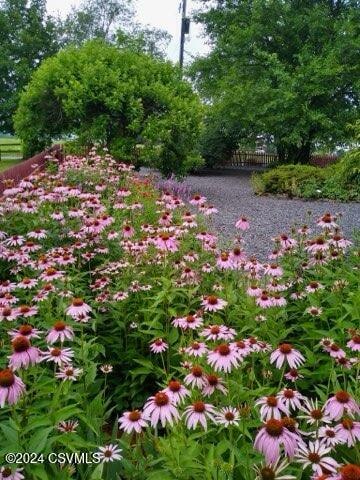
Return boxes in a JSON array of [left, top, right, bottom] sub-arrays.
[[46, 0, 210, 64]]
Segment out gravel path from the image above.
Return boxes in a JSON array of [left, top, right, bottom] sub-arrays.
[[184, 169, 360, 258]]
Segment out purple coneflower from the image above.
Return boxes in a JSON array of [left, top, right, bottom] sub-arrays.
[[277, 388, 306, 411], [100, 364, 113, 374], [305, 281, 325, 294], [256, 292, 274, 308], [299, 399, 331, 425], [122, 224, 135, 238], [317, 213, 338, 229], [143, 391, 179, 427], [56, 365, 82, 381], [254, 418, 299, 463], [40, 267, 64, 282], [190, 194, 206, 206], [202, 374, 228, 396], [201, 295, 228, 312], [46, 321, 74, 343], [295, 440, 339, 475], [113, 291, 128, 301], [328, 343, 346, 359], [8, 336, 41, 370], [66, 298, 92, 318], [256, 395, 289, 421], [16, 305, 38, 318], [264, 264, 283, 277], [0, 368, 25, 407], [272, 294, 287, 307], [347, 334, 360, 352], [178, 314, 203, 330], [278, 234, 297, 249], [324, 391, 360, 421], [270, 344, 305, 369], [118, 410, 148, 434], [216, 252, 234, 270], [42, 347, 74, 365], [254, 459, 296, 480], [183, 401, 216, 430], [154, 233, 179, 252], [207, 343, 240, 373], [0, 467, 24, 480], [8, 324, 41, 340], [149, 338, 168, 354], [247, 285, 263, 297], [306, 306, 323, 317], [215, 407, 240, 427], [97, 444, 122, 463], [58, 420, 79, 433], [163, 380, 190, 405], [201, 324, 228, 341], [235, 217, 250, 231], [17, 278, 38, 289], [184, 341, 208, 357], [317, 426, 341, 448], [334, 418, 360, 447], [184, 365, 207, 389]]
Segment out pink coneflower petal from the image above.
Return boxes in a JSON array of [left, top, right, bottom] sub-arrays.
[[119, 410, 148, 434], [8, 336, 41, 370], [270, 344, 305, 369], [183, 401, 216, 430], [143, 391, 179, 427], [0, 368, 26, 407]]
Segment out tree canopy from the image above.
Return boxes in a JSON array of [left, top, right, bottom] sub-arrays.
[[0, 0, 172, 134], [0, 0, 59, 133], [58, 0, 134, 45], [14, 40, 203, 177], [191, 0, 360, 163]]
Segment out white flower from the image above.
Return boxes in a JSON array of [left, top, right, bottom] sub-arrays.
[[97, 444, 122, 463]]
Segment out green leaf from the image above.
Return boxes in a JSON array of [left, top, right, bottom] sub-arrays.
[[28, 427, 54, 453]]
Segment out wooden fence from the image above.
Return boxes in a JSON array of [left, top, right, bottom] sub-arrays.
[[226, 151, 339, 168], [228, 151, 278, 167], [0, 144, 63, 196]]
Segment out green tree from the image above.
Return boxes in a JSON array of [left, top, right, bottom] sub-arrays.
[[117, 24, 171, 59], [191, 0, 360, 163], [14, 40, 203, 177], [0, 0, 59, 133], [59, 0, 134, 45]]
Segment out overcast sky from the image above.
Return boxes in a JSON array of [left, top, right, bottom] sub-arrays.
[[46, 0, 210, 64]]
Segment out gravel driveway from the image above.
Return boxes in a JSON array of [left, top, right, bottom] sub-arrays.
[[184, 169, 360, 258]]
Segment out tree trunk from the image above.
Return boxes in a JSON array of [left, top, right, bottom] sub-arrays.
[[287, 142, 312, 164], [276, 141, 312, 164]]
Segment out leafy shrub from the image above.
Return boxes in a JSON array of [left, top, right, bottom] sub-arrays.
[[333, 149, 360, 187], [14, 40, 203, 177], [253, 151, 360, 201], [252, 164, 326, 196]]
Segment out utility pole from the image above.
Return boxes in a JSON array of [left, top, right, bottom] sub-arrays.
[[179, 0, 190, 70]]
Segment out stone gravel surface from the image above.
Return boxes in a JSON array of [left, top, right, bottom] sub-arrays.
[[183, 169, 360, 259]]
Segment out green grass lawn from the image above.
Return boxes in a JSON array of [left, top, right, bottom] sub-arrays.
[[0, 158, 23, 172], [0, 136, 23, 171], [0, 136, 21, 144]]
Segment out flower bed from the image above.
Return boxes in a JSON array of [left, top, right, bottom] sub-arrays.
[[0, 151, 359, 480]]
